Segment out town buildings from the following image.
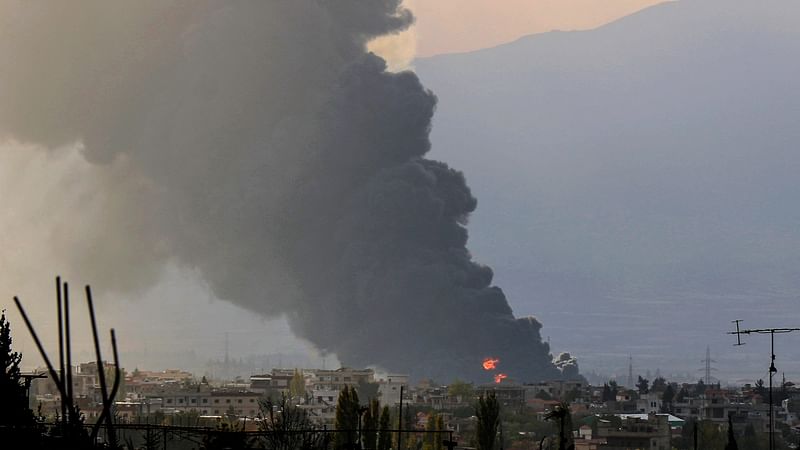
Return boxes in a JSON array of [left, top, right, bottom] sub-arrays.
[[25, 360, 800, 449]]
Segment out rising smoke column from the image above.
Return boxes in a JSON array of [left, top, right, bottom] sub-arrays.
[[0, 1, 564, 381]]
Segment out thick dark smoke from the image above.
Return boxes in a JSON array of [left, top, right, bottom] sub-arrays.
[[0, 1, 564, 381]]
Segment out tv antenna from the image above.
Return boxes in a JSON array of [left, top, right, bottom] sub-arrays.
[[728, 320, 800, 450]]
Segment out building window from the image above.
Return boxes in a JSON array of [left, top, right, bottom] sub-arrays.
[[178, 399, 184, 403], [226, 399, 231, 403], [214, 399, 219, 404], [191, 399, 196, 403], [249, 399, 254, 403], [166, 399, 173, 404], [238, 399, 242, 404], [203, 399, 208, 404]]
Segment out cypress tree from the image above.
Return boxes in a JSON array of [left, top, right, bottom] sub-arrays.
[[362, 398, 380, 450], [475, 392, 500, 450], [725, 414, 739, 450], [335, 386, 360, 449], [378, 405, 392, 450], [434, 414, 445, 450], [423, 413, 436, 450], [0, 310, 34, 427]]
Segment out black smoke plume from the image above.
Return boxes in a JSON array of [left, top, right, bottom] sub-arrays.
[[0, 1, 564, 381]]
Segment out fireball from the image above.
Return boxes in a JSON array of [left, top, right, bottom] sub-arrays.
[[482, 357, 499, 370]]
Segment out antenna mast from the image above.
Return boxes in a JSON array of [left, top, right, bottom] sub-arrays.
[[728, 321, 800, 450]]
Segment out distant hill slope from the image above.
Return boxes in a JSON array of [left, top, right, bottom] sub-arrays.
[[415, 0, 800, 376]]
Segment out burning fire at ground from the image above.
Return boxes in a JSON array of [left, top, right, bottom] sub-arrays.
[[482, 357, 499, 371], [482, 357, 508, 383]]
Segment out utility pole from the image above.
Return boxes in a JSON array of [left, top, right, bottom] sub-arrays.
[[729, 320, 800, 450]]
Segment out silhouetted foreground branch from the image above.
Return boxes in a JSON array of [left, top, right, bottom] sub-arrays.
[[12, 277, 121, 449]]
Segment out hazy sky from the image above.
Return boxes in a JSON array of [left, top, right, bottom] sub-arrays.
[[372, 0, 664, 61]]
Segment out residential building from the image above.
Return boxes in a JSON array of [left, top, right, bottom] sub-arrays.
[[596, 413, 671, 450]]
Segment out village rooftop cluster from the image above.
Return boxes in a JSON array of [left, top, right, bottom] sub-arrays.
[[24, 361, 800, 449]]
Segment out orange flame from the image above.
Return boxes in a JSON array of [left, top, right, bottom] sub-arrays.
[[482, 358, 499, 371], [494, 373, 508, 383]]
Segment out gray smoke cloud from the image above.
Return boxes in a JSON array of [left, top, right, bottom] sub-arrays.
[[0, 1, 562, 381]]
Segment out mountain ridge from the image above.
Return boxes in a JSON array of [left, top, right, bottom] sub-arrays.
[[413, 0, 800, 377]]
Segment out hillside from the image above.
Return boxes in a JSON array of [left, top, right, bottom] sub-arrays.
[[415, 0, 800, 377]]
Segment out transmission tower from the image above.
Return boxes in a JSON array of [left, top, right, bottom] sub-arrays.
[[699, 345, 717, 384], [627, 355, 634, 389]]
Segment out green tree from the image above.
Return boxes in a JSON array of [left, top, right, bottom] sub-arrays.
[[378, 406, 392, 450], [448, 380, 474, 401], [754, 379, 766, 397], [607, 380, 619, 400], [290, 369, 306, 399], [435, 414, 444, 450], [661, 384, 675, 413], [475, 392, 500, 450], [636, 376, 650, 395], [676, 386, 688, 403], [362, 398, 380, 450], [601, 383, 612, 402], [335, 385, 361, 449], [0, 310, 34, 427], [698, 419, 726, 450], [402, 406, 416, 450], [696, 379, 707, 396], [652, 377, 667, 392], [423, 413, 437, 450], [725, 414, 739, 450], [563, 387, 580, 403]]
